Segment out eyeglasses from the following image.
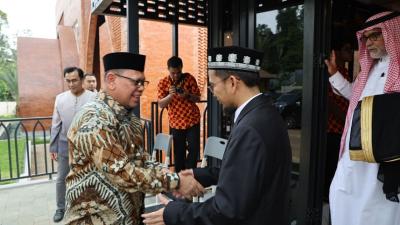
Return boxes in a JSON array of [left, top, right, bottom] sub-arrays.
[[207, 77, 228, 93], [360, 31, 382, 43], [112, 73, 149, 88]]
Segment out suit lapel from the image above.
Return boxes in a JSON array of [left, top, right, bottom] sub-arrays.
[[235, 94, 269, 127], [225, 95, 269, 147]]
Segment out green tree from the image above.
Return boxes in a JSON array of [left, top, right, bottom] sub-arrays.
[[0, 10, 17, 101], [274, 6, 303, 73], [256, 6, 304, 87]]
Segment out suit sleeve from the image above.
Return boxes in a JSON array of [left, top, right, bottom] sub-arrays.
[[193, 167, 220, 187], [50, 96, 62, 153], [164, 125, 267, 225]]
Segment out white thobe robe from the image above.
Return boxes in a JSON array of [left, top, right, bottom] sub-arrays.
[[329, 55, 400, 225]]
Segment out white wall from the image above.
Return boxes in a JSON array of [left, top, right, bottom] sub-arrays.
[[0, 102, 17, 115]]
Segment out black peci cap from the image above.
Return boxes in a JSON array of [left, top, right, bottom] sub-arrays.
[[103, 52, 146, 72]]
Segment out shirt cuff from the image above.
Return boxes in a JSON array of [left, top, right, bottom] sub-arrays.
[[329, 71, 347, 87], [166, 172, 180, 190]]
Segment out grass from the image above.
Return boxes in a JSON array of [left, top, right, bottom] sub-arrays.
[[34, 137, 50, 145], [0, 139, 25, 184], [0, 114, 16, 119]]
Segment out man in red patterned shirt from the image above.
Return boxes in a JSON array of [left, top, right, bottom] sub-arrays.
[[324, 37, 353, 201], [157, 56, 201, 172]]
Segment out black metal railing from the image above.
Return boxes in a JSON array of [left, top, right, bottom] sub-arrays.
[[150, 100, 208, 165], [0, 98, 208, 183], [0, 117, 154, 183], [0, 117, 54, 182]]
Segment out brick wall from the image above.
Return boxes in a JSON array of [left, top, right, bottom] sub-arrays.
[[17, 37, 62, 129], [19, 0, 208, 137]]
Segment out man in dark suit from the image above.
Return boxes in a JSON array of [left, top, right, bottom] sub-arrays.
[[142, 46, 292, 225]]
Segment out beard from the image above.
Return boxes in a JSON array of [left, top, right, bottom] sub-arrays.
[[368, 47, 387, 59]]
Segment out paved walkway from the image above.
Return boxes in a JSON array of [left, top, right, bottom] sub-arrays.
[[0, 179, 158, 225], [0, 180, 57, 225]]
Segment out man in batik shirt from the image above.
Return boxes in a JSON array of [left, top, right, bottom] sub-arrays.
[[64, 52, 202, 225]]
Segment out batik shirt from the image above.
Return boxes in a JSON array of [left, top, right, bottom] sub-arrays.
[[64, 91, 179, 225]]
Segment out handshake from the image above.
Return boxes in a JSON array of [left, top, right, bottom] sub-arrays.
[[142, 169, 205, 224], [173, 169, 205, 199]]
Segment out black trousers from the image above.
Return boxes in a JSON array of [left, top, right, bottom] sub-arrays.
[[324, 132, 342, 201], [170, 123, 200, 173]]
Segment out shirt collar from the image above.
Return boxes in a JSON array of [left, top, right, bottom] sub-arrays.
[[234, 93, 262, 123]]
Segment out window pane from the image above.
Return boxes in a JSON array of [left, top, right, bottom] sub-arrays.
[[256, 6, 304, 166]]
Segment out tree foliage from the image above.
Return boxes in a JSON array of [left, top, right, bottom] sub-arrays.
[[0, 9, 17, 101], [256, 6, 304, 89]]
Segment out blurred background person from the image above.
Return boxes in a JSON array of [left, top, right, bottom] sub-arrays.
[[83, 73, 97, 92], [324, 35, 354, 201], [50, 67, 96, 222], [157, 56, 201, 172]]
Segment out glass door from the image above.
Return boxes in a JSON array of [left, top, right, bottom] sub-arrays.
[[256, 4, 304, 224]]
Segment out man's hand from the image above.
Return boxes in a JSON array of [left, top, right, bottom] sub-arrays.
[[50, 152, 58, 161], [176, 169, 205, 199], [177, 92, 188, 99], [142, 194, 171, 225], [168, 86, 176, 95], [324, 50, 338, 76]]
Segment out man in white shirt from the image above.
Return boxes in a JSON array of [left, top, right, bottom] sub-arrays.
[[324, 11, 400, 225], [50, 67, 96, 222]]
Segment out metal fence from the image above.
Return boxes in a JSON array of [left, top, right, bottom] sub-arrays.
[[0, 117, 54, 182], [0, 99, 208, 183], [0, 117, 153, 183], [151, 100, 208, 147], [150, 100, 208, 165]]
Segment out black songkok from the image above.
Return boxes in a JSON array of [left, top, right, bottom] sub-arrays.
[[207, 46, 263, 73], [103, 52, 146, 72]]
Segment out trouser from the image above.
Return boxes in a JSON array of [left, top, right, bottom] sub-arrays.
[[56, 154, 70, 210], [324, 132, 341, 201], [170, 123, 200, 173]]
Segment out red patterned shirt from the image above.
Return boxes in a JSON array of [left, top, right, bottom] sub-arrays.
[[327, 67, 350, 134], [157, 73, 201, 129]]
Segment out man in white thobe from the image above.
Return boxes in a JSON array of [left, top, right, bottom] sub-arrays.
[[324, 12, 400, 225], [50, 67, 96, 222]]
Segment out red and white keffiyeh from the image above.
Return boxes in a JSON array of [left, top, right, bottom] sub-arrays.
[[339, 12, 400, 157]]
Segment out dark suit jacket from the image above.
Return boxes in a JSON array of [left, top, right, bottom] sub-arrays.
[[164, 94, 292, 225]]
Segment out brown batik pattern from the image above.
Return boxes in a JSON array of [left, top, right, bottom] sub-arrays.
[[64, 91, 179, 225]]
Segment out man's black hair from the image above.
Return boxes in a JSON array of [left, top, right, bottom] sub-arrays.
[[84, 73, 96, 79], [167, 56, 183, 68], [64, 67, 84, 79], [216, 70, 260, 87]]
